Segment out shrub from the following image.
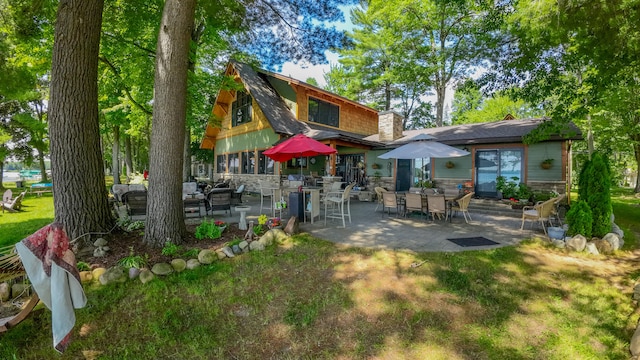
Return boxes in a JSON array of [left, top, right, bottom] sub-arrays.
[[565, 200, 593, 238], [76, 261, 91, 271], [118, 247, 148, 269], [161, 242, 180, 257], [578, 152, 612, 237], [195, 219, 223, 240]]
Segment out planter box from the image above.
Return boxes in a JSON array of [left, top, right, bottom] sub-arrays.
[[358, 191, 374, 202]]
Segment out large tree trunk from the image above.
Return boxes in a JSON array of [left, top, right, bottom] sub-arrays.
[[124, 134, 133, 181], [143, 0, 196, 247], [37, 149, 48, 183], [112, 125, 120, 184], [48, 0, 113, 240], [633, 134, 640, 193]]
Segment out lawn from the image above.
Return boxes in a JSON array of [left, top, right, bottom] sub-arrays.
[[1, 187, 639, 359]]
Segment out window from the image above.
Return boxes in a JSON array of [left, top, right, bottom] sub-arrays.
[[308, 97, 339, 127], [258, 150, 274, 174], [232, 91, 252, 126], [216, 155, 226, 173], [242, 151, 255, 174], [228, 153, 239, 174]]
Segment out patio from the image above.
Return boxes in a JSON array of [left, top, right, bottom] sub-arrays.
[[200, 193, 531, 253]]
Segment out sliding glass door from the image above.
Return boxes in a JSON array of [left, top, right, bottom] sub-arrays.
[[475, 149, 523, 198]]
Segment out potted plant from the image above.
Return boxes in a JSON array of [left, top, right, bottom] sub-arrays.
[[541, 158, 553, 169], [371, 163, 381, 169], [445, 161, 455, 169]]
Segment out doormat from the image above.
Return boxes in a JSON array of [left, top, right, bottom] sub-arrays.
[[447, 237, 499, 247]]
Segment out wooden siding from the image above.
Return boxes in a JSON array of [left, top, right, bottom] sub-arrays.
[[527, 142, 563, 181], [433, 156, 473, 180]]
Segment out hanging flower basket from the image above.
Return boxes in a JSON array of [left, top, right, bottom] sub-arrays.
[[540, 159, 553, 169], [445, 161, 455, 169], [372, 163, 381, 169]]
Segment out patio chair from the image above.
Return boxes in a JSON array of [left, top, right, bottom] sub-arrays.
[[427, 194, 447, 221], [0, 244, 41, 333], [121, 190, 147, 220], [405, 192, 427, 219], [259, 181, 274, 215], [551, 193, 566, 226], [374, 187, 387, 211], [3, 189, 12, 203], [230, 184, 245, 206], [450, 191, 474, 223], [520, 197, 557, 235], [206, 189, 232, 216], [324, 182, 355, 228], [111, 184, 130, 204], [381, 191, 400, 217], [3, 191, 26, 212]]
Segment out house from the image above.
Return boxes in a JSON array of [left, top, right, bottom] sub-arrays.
[[200, 61, 582, 198]]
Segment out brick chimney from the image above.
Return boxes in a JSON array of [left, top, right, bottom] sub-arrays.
[[378, 111, 403, 142]]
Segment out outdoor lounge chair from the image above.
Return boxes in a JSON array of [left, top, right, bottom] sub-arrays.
[[206, 188, 232, 216], [3, 191, 26, 212], [405, 192, 427, 219], [374, 187, 387, 211], [324, 182, 355, 228], [551, 193, 566, 226], [382, 191, 400, 217], [451, 192, 474, 223], [121, 190, 147, 220], [427, 194, 447, 221], [520, 197, 557, 235], [3, 189, 12, 203], [230, 184, 245, 206], [0, 243, 41, 333]]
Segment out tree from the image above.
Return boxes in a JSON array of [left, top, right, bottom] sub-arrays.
[[143, 0, 197, 247], [48, 0, 113, 240]]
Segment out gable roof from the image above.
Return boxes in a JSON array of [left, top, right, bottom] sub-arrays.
[[364, 118, 583, 148]]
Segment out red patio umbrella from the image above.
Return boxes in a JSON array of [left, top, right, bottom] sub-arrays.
[[263, 134, 336, 162]]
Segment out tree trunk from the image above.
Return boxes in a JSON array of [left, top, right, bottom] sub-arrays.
[[435, 82, 446, 127], [48, 0, 113, 240], [183, 127, 191, 182], [37, 150, 48, 183], [633, 134, 640, 193], [143, 0, 196, 247], [112, 125, 120, 184], [0, 162, 4, 189], [124, 133, 133, 181]]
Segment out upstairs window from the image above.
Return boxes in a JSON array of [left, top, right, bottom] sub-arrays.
[[232, 91, 252, 126], [308, 97, 339, 127]]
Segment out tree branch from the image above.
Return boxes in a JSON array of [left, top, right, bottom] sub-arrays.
[[98, 56, 153, 115]]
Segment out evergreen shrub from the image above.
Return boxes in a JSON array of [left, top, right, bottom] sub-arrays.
[[565, 200, 593, 238]]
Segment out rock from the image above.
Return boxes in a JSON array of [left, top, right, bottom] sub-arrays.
[[250, 241, 265, 251], [585, 242, 600, 255], [0, 282, 10, 301], [631, 323, 640, 356], [99, 266, 127, 285], [216, 250, 227, 259], [633, 283, 640, 301], [566, 235, 587, 252], [603, 233, 621, 251], [198, 249, 217, 264], [11, 283, 29, 298], [128, 268, 141, 279], [552, 239, 565, 248], [239, 241, 249, 252], [232, 244, 241, 254], [139, 269, 155, 284], [612, 223, 625, 239], [79, 271, 94, 283], [151, 263, 174, 276], [93, 238, 108, 247], [284, 216, 299, 235], [593, 239, 613, 255], [92, 267, 107, 282], [77, 245, 95, 258], [221, 246, 235, 258], [93, 247, 108, 257], [171, 259, 187, 272], [259, 229, 288, 247], [186, 259, 201, 270]]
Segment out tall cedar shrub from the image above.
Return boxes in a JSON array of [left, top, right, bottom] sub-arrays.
[[565, 200, 593, 237], [579, 153, 612, 237]]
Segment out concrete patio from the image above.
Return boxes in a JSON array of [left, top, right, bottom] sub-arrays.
[[200, 193, 538, 253]]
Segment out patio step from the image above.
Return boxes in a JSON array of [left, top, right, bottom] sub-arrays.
[[467, 198, 522, 219]]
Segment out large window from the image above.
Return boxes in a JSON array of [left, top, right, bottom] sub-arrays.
[[242, 151, 255, 174], [227, 153, 239, 174], [216, 155, 226, 173], [308, 97, 339, 127], [232, 91, 252, 126], [258, 150, 275, 174]]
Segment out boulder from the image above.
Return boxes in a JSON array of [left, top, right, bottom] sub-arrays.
[[593, 239, 613, 255], [232, 244, 241, 254], [216, 250, 227, 259], [186, 259, 201, 270], [284, 216, 299, 235], [93, 238, 108, 247], [566, 235, 587, 252], [239, 241, 249, 252], [259, 229, 289, 247], [99, 266, 127, 285], [93, 247, 108, 257], [128, 268, 140, 279], [139, 269, 155, 284], [552, 239, 565, 248], [631, 323, 640, 356], [198, 249, 217, 264], [250, 241, 265, 251], [585, 242, 600, 255], [171, 259, 187, 272], [602, 233, 621, 251], [611, 223, 625, 239], [79, 271, 94, 283], [151, 263, 174, 276], [0, 282, 10, 301], [633, 282, 640, 301], [221, 246, 235, 258]]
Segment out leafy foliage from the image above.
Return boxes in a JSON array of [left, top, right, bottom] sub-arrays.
[[566, 200, 593, 238], [118, 247, 148, 269], [161, 242, 181, 257], [584, 153, 613, 237], [195, 219, 224, 240]]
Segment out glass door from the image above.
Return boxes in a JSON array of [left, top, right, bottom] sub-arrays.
[[475, 149, 523, 198]]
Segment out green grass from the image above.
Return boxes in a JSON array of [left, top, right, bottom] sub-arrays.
[[0, 182, 54, 247], [0, 187, 639, 359]]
